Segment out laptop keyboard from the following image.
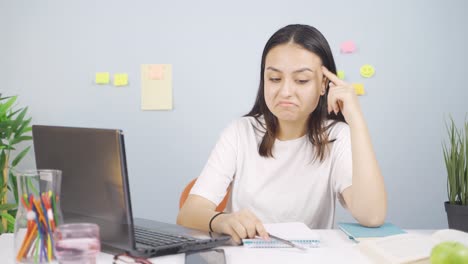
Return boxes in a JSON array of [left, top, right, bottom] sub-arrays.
[[134, 226, 197, 247]]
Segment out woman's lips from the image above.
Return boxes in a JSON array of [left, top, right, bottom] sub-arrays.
[[277, 101, 297, 107]]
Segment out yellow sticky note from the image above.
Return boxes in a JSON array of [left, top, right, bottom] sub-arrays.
[[95, 72, 110, 84], [114, 73, 128, 86], [360, 64, 375, 78], [337, 70, 345, 80], [352, 83, 365, 95], [141, 64, 173, 110]]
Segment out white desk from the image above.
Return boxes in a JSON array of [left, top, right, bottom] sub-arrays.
[[0, 230, 431, 264]]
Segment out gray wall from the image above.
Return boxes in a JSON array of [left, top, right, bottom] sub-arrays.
[[1, 0, 467, 229]]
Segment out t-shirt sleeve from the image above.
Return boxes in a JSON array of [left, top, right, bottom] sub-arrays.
[[330, 123, 353, 207], [189, 120, 238, 206]]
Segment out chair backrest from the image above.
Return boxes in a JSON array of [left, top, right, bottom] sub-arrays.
[[179, 178, 230, 212]]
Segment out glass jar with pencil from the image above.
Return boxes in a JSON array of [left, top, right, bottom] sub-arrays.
[[14, 169, 63, 264]]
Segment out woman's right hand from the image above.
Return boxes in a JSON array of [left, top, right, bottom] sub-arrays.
[[211, 209, 269, 244]]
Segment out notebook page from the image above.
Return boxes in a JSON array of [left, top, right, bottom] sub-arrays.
[[359, 234, 437, 263], [432, 229, 468, 247], [264, 222, 319, 240], [376, 235, 435, 260], [242, 222, 320, 248]]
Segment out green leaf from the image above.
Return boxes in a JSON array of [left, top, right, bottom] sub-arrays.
[[0, 212, 15, 226], [6, 108, 21, 120], [0, 96, 17, 117], [0, 95, 12, 101], [7, 218, 14, 232], [0, 150, 5, 188], [2, 146, 15, 151], [0, 203, 17, 211], [21, 126, 32, 134], [11, 107, 27, 132], [12, 146, 30, 167], [8, 209, 17, 218], [0, 120, 13, 131], [16, 118, 32, 137], [9, 136, 32, 146], [26, 176, 38, 197], [9, 170, 18, 204], [0, 151, 4, 166]]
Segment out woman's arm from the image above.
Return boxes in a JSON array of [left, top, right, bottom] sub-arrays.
[[176, 119, 269, 243], [341, 113, 387, 227], [177, 194, 219, 231], [177, 194, 269, 244], [322, 66, 387, 227]]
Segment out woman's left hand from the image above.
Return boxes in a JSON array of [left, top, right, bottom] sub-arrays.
[[321, 66, 363, 124]]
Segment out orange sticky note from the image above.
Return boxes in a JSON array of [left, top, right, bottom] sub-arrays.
[[352, 83, 365, 95], [149, 65, 164, 80], [340, 41, 356, 54]]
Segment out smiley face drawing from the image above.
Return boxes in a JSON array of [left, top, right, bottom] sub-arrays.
[[360, 64, 375, 78]]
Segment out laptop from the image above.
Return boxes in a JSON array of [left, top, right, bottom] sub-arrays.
[[32, 125, 230, 257]]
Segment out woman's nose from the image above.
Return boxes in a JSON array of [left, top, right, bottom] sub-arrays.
[[279, 80, 293, 97]]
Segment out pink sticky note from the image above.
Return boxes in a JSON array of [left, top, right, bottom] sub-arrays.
[[340, 41, 356, 54], [149, 65, 164, 80]]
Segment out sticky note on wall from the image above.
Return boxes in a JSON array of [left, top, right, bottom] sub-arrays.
[[352, 83, 365, 95], [360, 64, 375, 78], [114, 73, 128, 86], [340, 41, 356, 53], [95, 72, 110, 84], [337, 70, 345, 80], [141, 64, 173, 110], [148, 65, 165, 80]]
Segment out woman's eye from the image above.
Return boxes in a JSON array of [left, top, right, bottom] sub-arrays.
[[269, 78, 281, 83], [297, 80, 309, 84]]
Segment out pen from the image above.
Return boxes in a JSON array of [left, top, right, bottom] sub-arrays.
[[267, 233, 307, 251]]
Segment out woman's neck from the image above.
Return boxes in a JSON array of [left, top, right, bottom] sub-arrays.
[[277, 120, 307, 141]]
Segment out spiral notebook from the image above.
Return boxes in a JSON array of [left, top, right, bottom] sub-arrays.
[[242, 222, 320, 248]]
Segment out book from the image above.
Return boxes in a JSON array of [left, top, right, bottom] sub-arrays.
[[242, 222, 320, 248], [358, 229, 468, 264], [338, 222, 407, 242]]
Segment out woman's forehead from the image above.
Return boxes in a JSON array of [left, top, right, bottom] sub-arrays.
[[265, 43, 322, 72]]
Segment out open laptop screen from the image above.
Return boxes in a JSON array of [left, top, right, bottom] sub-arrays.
[[32, 125, 135, 250]]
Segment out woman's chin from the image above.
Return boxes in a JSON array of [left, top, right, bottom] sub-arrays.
[[276, 114, 300, 122]]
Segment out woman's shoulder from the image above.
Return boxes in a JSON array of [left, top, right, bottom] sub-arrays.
[[221, 116, 265, 140], [326, 119, 350, 139], [227, 115, 265, 130]]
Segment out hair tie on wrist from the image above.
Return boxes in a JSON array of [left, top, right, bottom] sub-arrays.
[[209, 212, 225, 232]]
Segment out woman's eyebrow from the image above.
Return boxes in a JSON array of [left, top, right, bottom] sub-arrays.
[[293, 67, 314, 73], [265, 67, 314, 73], [266, 66, 281, 72]]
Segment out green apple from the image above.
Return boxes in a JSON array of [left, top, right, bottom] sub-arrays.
[[430, 241, 468, 264]]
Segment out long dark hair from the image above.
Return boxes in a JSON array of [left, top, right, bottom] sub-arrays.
[[245, 24, 345, 162]]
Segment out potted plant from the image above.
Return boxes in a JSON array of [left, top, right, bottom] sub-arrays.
[[0, 94, 32, 233], [443, 117, 468, 232]]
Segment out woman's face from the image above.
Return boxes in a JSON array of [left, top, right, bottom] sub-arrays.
[[264, 43, 326, 125]]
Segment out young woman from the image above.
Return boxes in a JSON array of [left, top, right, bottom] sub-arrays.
[[177, 24, 387, 244]]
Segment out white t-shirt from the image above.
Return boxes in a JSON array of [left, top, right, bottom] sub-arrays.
[[190, 116, 352, 229]]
